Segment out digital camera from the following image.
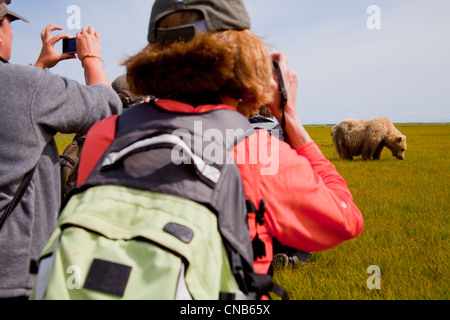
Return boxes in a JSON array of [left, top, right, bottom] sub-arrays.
[[62, 38, 77, 54]]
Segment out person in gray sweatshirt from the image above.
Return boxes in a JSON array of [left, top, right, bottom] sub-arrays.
[[0, 1, 122, 299]]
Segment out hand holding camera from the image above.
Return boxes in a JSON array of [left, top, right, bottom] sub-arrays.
[[34, 24, 76, 69], [269, 53, 298, 116], [268, 53, 311, 149]]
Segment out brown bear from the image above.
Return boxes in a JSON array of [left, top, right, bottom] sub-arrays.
[[331, 117, 407, 160]]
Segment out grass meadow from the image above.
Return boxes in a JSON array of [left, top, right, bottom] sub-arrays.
[[55, 123, 449, 300], [273, 123, 449, 300]]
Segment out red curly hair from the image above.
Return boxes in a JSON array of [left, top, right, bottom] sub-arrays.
[[124, 11, 273, 116]]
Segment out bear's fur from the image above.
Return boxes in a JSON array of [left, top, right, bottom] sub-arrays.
[[331, 117, 407, 160]]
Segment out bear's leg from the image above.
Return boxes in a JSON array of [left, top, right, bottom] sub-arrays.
[[333, 135, 351, 160], [338, 140, 354, 160], [372, 144, 384, 160], [361, 144, 375, 161], [341, 149, 354, 160], [333, 138, 343, 158]]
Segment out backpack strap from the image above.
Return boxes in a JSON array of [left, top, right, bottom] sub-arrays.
[[76, 115, 119, 186], [219, 270, 289, 300], [246, 199, 266, 260], [101, 133, 222, 187], [247, 273, 290, 300], [0, 166, 36, 231], [243, 199, 290, 300]]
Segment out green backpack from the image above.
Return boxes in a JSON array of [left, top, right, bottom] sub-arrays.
[[32, 186, 242, 299], [31, 103, 287, 300]]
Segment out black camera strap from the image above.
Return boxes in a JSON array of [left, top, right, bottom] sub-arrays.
[[272, 60, 288, 137]]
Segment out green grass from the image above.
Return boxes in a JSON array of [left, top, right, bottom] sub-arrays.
[[54, 124, 449, 300], [55, 133, 76, 154], [271, 123, 450, 300]]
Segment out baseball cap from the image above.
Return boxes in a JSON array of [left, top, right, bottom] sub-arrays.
[[148, 0, 250, 43], [112, 75, 149, 107], [0, 1, 29, 23]]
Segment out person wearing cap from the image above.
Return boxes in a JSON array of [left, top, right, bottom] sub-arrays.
[[79, 0, 364, 288], [112, 74, 151, 109], [0, 0, 122, 299]]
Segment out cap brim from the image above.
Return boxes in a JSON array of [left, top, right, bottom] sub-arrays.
[[6, 9, 29, 23]]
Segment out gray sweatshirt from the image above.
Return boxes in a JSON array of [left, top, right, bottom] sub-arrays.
[[0, 61, 122, 298]]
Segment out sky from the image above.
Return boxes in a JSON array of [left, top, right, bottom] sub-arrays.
[[7, 0, 450, 124]]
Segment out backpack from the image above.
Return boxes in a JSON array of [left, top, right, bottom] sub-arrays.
[[32, 102, 287, 300], [59, 134, 85, 202], [57, 117, 280, 206]]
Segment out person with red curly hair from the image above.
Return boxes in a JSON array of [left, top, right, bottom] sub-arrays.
[[78, 0, 364, 294]]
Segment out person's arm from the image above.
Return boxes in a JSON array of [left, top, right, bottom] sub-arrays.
[[34, 24, 76, 69], [34, 25, 111, 88], [76, 26, 111, 86], [255, 52, 363, 251], [245, 133, 364, 253]]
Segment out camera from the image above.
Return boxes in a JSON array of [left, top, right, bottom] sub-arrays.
[[62, 38, 77, 54]]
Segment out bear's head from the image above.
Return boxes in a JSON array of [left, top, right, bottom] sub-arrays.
[[390, 135, 407, 160]]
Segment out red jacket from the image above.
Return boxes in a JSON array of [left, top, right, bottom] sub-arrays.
[[78, 100, 364, 274]]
